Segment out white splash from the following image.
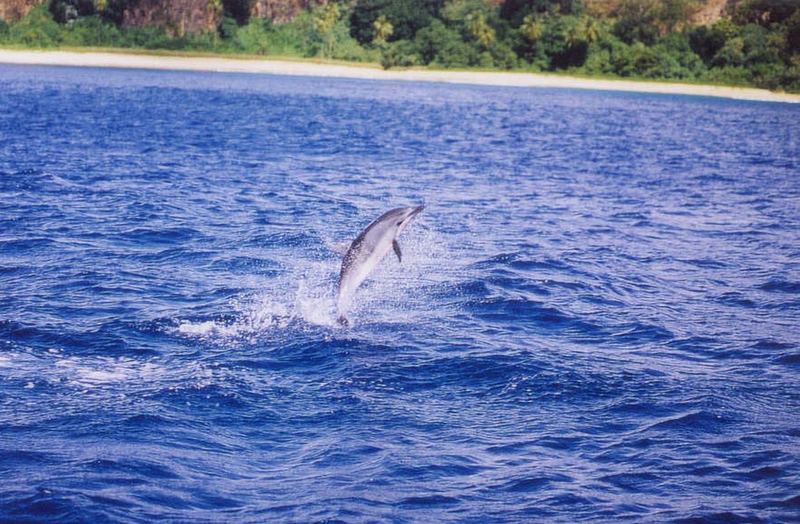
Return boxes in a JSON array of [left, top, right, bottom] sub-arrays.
[[173, 292, 298, 343], [172, 215, 453, 342], [3, 349, 223, 394]]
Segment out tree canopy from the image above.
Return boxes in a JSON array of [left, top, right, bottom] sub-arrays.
[[0, 0, 797, 92]]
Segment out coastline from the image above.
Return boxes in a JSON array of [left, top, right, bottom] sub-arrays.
[[2, 48, 799, 104]]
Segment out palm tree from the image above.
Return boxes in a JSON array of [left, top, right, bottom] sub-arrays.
[[567, 16, 600, 48], [372, 15, 394, 46], [520, 14, 543, 42], [466, 12, 495, 48], [313, 3, 341, 58], [581, 17, 600, 43]]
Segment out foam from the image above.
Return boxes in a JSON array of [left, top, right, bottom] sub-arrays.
[[173, 294, 297, 343], [172, 218, 454, 341]]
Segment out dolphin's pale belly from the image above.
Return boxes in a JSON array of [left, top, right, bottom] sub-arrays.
[[337, 236, 393, 313]]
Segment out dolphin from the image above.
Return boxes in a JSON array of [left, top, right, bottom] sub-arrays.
[[337, 205, 425, 326]]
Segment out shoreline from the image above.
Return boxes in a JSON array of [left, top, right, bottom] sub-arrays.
[[1, 48, 799, 104]]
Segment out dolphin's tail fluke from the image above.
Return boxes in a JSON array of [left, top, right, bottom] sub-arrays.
[[337, 315, 349, 327]]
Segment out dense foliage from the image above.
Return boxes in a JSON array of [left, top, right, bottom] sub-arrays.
[[0, 0, 798, 92]]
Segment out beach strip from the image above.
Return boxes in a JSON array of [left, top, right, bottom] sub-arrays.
[[1, 49, 798, 104]]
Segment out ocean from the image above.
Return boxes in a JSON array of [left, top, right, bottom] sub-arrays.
[[1, 64, 799, 522]]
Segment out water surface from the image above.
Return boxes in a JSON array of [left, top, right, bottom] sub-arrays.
[[1, 64, 799, 522]]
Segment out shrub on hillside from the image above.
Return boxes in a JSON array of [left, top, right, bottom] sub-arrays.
[[59, 15, 121, 46], [7, 6, 62, 46], [500, 0, 582, 27], [688, 19, 738, 64], [701, 65, 751, 86], [233, 18, 271, 54], [350, 0, 436, 44], [414, 18, 477, 67], [582, 33, 629, 75], [380, 39, 418, 68]]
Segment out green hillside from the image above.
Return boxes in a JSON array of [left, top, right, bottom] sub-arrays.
[[1, 0, 798, 92]]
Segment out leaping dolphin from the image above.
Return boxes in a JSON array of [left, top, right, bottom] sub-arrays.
[[337, 205, 425, 326]]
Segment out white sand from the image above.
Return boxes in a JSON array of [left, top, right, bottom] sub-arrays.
[[1, 49, 798, 104]]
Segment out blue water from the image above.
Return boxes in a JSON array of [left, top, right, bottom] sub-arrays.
[[1, 64, 799, 523]]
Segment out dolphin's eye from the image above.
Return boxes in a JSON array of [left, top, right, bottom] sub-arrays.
[[397, 222, 402, 226]]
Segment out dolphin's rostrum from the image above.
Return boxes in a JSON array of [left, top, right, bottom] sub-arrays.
[[337, 205, 424, 326]]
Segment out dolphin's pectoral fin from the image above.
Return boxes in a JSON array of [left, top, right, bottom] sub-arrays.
[[392, 240, 402, 263]]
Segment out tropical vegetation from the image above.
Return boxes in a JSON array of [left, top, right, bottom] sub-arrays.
[[0, 0, 798, 92]]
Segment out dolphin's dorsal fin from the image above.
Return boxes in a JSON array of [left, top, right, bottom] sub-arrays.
[[392, 240, 402, 263]]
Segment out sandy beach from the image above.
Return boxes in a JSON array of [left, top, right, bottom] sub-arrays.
[[1, 48, 798, 104]]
